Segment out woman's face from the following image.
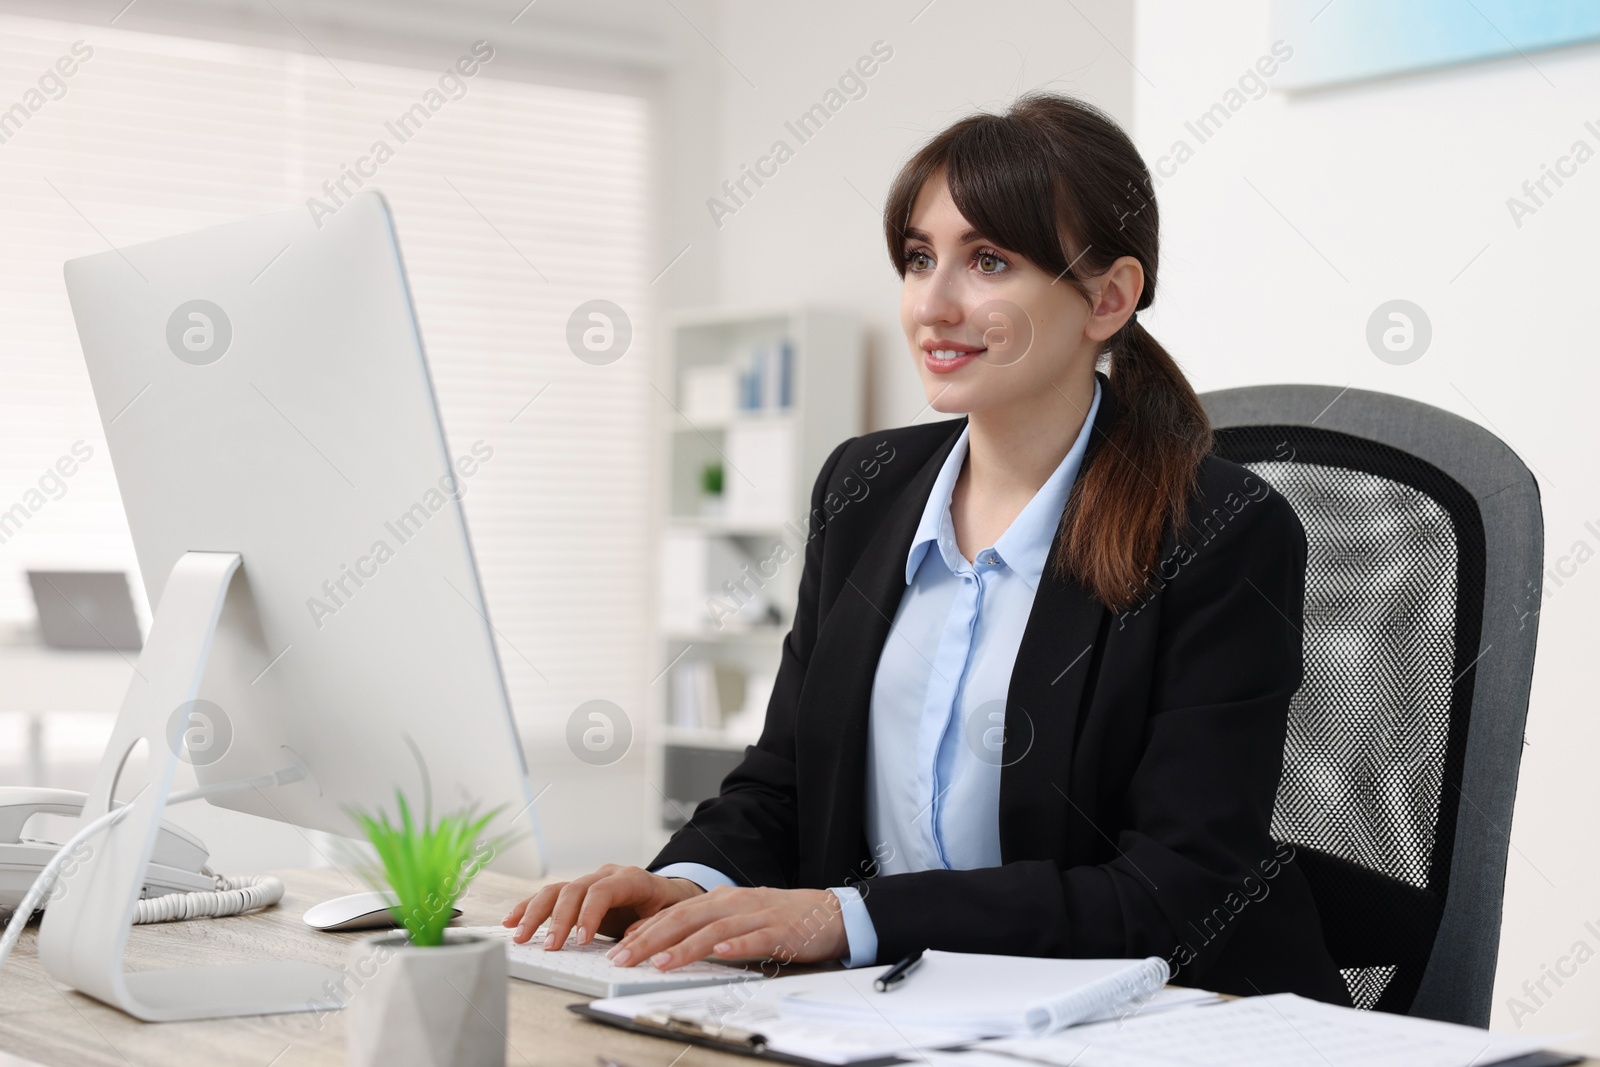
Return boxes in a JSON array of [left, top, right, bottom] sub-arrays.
[[898, 172, 1130, 417]]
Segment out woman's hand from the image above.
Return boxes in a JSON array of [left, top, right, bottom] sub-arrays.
[[501, 864, 704, 947], [605, 885, 848, 970]]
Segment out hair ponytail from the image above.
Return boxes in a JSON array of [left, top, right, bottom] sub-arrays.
[[1058, 318, 1211, 612], [884, 92, 1211, 613]]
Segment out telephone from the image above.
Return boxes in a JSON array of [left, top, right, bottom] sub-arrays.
[[0, 786, 279, 923]]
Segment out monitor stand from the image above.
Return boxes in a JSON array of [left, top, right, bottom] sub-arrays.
[[36, 551, 343, 1021]]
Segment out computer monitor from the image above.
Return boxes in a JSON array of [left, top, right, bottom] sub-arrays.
[[42, 191, 544, 1019]]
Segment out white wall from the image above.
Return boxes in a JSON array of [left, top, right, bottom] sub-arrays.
[[1133, 0, 1599, 1047], [693, 0, 1134, 431]]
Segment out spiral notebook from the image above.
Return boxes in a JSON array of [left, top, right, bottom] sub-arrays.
[[776, 951, 1174, 1038]]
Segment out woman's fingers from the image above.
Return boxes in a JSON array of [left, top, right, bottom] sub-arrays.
[[609, 889, 739, 966], [619, 880, 717, 942], [544, 867, 614, 949], [508, 881, 845, 966], [611, 887, 846, 968], [572, 869, 646, 945], [616, 906, 666, 944], [502, 866, 697, 950], [648, 911, 775, 971], [501, 895, 531, 928], [504, 882, 563, 943], [705, 927, 790, 964], [607, 890, 719, 959]]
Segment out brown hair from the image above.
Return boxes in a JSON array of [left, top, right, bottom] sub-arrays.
[[883, 92, 1212, 613]]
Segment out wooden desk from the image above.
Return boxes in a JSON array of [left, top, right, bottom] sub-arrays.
[[1, 867, 1590, 1066], [0, 867, 748, 1067]]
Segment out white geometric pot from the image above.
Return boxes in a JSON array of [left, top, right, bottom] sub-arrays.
[[346, 929, 506, 1067]]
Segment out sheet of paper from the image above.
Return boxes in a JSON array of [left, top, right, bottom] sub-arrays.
[[977, 993, 1560, 1067], [920, 1051, 1170, 1067], [775, 951, 1168, 1038], [1077, 986, 1221, 1024]]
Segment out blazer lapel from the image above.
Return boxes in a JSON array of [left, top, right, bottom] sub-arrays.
[[796, 420, 965, 886], [999, 376, 1119, 864]]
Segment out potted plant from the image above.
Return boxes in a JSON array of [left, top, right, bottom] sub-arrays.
[[342, 788, 513, 1067]]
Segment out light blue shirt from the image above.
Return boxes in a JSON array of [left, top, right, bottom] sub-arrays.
[[659, 379, 1102, 967]]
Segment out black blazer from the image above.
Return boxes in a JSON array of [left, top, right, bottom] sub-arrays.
[[652, 374, 1349, 1005]]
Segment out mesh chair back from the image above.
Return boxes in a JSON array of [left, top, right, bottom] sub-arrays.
[[1201, 385, 1542, 1026]]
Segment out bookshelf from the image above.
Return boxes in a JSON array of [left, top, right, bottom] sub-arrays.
[[646, 306, 863, 847]]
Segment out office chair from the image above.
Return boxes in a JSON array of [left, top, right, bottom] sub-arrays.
[[1199, 384, 1543, 1027]]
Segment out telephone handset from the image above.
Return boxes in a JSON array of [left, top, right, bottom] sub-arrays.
[[1, 787, 220, 921]]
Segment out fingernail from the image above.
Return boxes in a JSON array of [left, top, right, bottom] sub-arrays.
[[611, 949, 631, 966], [576, 926, 587, 944], [652, 953, 671, 969], [502, 912, 515, 924], [544, 935, 560, 951], [714, 942, 731, 955]]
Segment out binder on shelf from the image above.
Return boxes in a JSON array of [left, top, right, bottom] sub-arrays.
[[682, 363, 740, 424], [721, 670, 774, 742], [724, 419, 794, 526], [659, 530, 774, 631], [669, 660, 747, 731], [736, 339, 793, 413]]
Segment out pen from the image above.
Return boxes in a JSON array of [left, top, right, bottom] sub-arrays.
[[873, 949, 924, 992]]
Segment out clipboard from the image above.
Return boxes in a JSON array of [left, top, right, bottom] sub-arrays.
[[567, 1002, 919, 1067], [571, 1002, 1589, 1067]]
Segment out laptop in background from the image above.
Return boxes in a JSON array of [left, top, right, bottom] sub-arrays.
[[26, 571, 143, 651]]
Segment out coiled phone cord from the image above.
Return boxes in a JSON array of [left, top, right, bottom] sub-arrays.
[[133, 872, 285, 924], [0, 766, 303, 975]]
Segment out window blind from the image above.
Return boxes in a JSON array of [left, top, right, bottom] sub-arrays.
[[0, 13, 653, 742]]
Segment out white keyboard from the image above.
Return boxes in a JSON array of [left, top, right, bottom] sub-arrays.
[[460, 925, 759, 998]]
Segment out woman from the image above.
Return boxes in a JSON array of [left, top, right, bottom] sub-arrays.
[[505, 93, 1349, 1004]]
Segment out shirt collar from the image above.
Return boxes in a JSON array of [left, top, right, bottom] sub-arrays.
[[904, 377, 1103, 589]]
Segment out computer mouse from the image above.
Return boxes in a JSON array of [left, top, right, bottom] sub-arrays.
[[302, 890, 463, 932]]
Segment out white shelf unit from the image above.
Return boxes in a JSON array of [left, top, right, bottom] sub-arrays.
[[645, 306, 863, 849]]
